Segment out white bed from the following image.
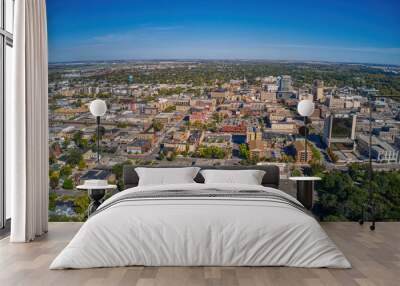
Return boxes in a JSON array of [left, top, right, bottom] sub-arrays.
[[50, 183, 351, 269]]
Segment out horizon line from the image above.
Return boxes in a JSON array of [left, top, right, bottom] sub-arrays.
[[48, 58, 400, 67]]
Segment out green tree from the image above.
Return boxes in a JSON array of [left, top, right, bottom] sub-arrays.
[[65, 148, 83, 167], [49, 192, 57, 212], [49, 171, 60, 191], [291, 169, 302, 177], [196, 146, 227, 159], [157, 151, 165, 160], [72, 131, 83, 146], [310, 163, 325, 177], [111, 160, 133, 190], [74, 98, 82, 108], [310, 144, 321, 163], [74, 194, 89, 220], [49, 214, 81, 222], [62, 177, 74, 190], [112, 160, 133, 180], [78, 159, 87, 170], [192, 121, 204, 130], [212, 112, 223, 123], [239, 144, 250, 159], [59, 164, 72, 178], [49, 154, 57, 165], [152, 120, 164, 132], [80, 138, 89, 149], [309, 164, 400, 222], [61, 138, 71, 149], [90, 133, 97, 144], [205, 122, 217, 132], [167, 151, 177, 161]]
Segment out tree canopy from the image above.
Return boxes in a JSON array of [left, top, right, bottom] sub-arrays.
[[313, 163, 400, 221]]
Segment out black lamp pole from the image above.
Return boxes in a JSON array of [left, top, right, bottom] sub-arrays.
[[368, 97, 375, 231], [360, 94, 399, 230], [359, 96, 376, 230], [304, 116, 308, 163], [96, 116, 100, 164]]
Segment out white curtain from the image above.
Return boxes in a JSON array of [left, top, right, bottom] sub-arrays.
[[8, 0, 49, 242]]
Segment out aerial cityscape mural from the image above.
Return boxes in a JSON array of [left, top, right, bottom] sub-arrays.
[[46, 0, 400, 222]]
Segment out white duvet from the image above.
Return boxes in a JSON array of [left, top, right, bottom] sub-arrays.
[[50, 183, 351, 269]]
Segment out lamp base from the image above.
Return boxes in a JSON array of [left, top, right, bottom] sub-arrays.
[[87, 189, 106, 216], [296, 181, 314, 210]]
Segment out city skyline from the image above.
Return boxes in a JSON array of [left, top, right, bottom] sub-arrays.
[[47, 0, 400, 65]]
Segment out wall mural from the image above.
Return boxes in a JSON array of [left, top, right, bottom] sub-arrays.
[[47, 2, 400, 223]]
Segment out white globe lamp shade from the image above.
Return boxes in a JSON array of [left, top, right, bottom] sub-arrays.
[[90, 99, 107, 117], [297, 100, 315, 117]]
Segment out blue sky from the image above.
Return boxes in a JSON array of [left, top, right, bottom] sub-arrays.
[[47, 0, 400, 64]]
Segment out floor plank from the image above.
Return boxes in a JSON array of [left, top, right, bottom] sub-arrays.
[[0, 222, 399, 286]]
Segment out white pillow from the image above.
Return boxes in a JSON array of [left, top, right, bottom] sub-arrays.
[[135, 167, 200, 186], [200, 169, 265, 185]]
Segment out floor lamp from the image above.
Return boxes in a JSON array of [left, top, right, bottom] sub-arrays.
[[297, 99, 315, 162], [359, 96, 376, 230], [359, 94, 398, 231], [89, 99, 107, 164]]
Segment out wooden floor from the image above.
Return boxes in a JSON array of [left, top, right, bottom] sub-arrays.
[[0, 222, 399, 286]]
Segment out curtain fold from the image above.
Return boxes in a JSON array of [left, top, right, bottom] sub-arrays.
[[9, 0, 49, 242]]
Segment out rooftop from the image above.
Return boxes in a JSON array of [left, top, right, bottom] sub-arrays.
[[128, 139, 151, 147], [80, 169, 111, 181], [358, 134, 397, 152]]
